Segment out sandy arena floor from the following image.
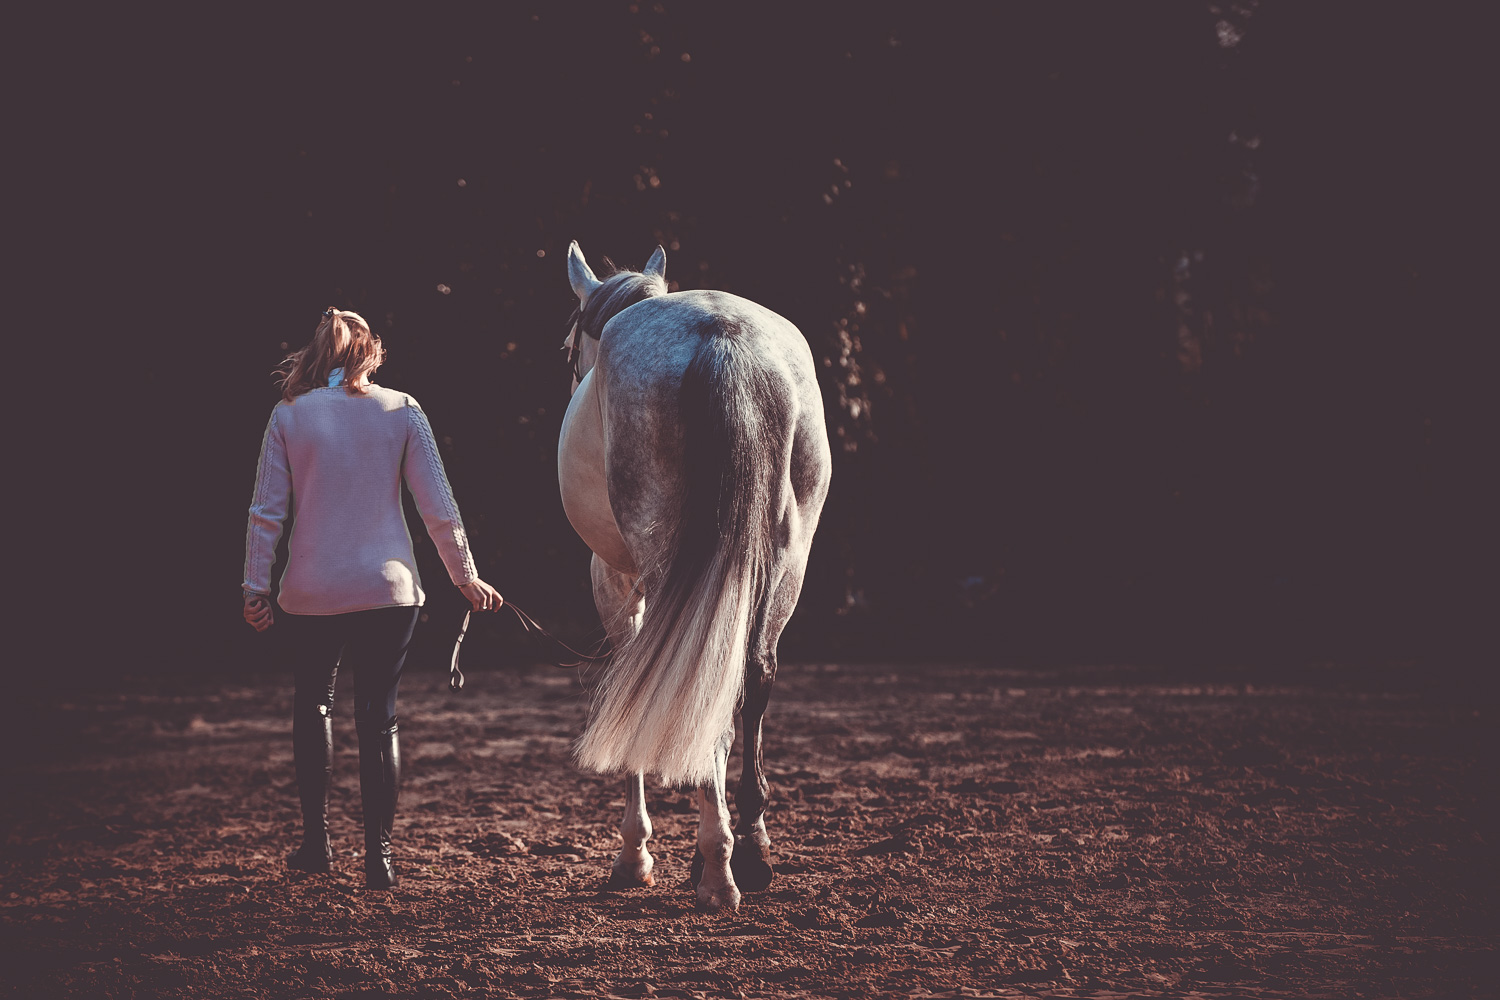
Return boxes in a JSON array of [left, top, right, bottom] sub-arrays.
[[1, 660, 1492, 998]]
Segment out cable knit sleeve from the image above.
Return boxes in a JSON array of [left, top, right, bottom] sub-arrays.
[[402, 398, 479, 586], [243, 407, 291, 595]]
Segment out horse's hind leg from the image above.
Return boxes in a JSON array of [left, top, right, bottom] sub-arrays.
[[692, 728, 740, 913], [731, 664, 775, 892], [611, 771, 654, 887], [591, 554, 654, 889], [732, 557, 807, 892]]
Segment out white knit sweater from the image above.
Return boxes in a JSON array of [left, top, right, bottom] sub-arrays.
[[243, 385, 479, 614]]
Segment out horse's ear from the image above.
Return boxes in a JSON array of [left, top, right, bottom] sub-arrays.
[[643, 245, 667, 280], [568, 240, 603, 304]]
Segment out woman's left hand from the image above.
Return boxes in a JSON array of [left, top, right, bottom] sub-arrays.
[[243, 592, 275, 631]]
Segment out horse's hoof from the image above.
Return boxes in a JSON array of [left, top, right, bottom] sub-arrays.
[[695, 882, 741, 914], [607, 857, 656, 889], [731, 837, 775, 892], [607, 871, 656, 889]]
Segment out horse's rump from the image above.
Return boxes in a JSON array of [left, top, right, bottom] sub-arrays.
[[574, 325, 795, 786]]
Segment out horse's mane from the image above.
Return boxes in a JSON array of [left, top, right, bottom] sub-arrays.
[[578, 265, 667, 341]]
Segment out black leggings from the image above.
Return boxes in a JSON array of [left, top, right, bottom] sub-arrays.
[[284, 606, 420, 728]]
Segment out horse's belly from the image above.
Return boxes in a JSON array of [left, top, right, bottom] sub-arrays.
[[558, 372, 637, 574]]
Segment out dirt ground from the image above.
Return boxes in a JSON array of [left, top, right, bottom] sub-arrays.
[[2, 660, 1493, 998]]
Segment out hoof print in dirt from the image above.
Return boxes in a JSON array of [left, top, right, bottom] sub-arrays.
[[856, 834, 921, 857], [467, 832, 527, 857]]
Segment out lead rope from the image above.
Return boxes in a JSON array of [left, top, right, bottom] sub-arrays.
[[449, 603, 608, 691]]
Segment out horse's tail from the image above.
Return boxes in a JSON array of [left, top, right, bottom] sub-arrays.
[[574, 332, 791, 786]]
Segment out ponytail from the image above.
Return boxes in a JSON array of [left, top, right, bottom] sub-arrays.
[[276, 307, 385, 400]]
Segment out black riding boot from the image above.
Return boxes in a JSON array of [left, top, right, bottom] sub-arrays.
[[357, 716, 401, 889], [287, 704, 333, 873]]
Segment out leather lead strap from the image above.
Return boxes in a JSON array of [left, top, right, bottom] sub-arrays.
[[448, 610, 471, 690], [448, 602, 607, 692]]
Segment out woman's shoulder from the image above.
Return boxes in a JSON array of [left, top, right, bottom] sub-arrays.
[[365, 384, 421, 410]]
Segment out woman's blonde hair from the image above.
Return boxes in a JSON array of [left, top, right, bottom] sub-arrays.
[[277, 307, 385, 401]]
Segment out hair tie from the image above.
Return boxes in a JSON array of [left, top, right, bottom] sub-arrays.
[[323, 307, 336, 318]]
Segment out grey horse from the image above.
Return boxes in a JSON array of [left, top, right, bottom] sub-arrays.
[[557, 242, 832, 913]]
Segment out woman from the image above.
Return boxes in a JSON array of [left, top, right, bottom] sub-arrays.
[[242, 307, 503, 889]]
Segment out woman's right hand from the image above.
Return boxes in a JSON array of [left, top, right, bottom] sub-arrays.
[[459, 579, 504, 612], [243, 592, 275, 631]]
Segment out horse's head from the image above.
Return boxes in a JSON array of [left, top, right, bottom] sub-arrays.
[[564, 241, 668, 390]]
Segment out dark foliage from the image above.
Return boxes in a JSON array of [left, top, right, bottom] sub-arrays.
[[28, 3, 1484, 676]]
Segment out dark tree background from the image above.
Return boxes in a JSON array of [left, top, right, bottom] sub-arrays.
[[29, 3, 1486, 680]]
